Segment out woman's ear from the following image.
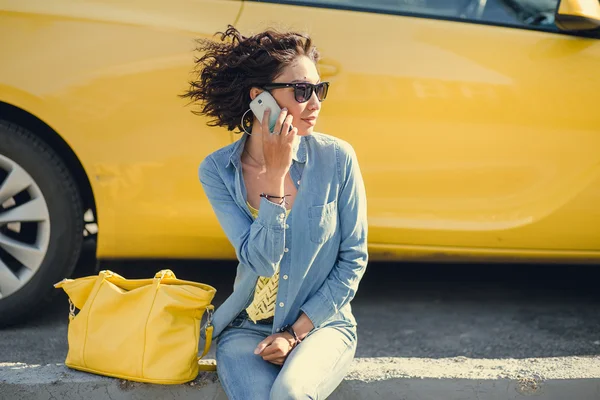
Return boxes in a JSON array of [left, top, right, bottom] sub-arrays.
[[250, 87, 263, 101]]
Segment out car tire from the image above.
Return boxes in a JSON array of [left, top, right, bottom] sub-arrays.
[[0, 120, 83, 327]]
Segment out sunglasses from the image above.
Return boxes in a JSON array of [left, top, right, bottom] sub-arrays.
[[262, 82, 329, 103]]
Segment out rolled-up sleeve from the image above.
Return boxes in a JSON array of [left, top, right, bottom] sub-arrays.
[[199, 157, 287, 277], [300, 142, 369, 328]]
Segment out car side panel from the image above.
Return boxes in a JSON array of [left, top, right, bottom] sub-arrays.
[[0, 0, 241, 258]]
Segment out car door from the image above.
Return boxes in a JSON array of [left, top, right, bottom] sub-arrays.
[[236, 0, 600, 260]]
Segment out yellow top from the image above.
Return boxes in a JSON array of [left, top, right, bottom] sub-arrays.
[[245, 201, 290, 323]]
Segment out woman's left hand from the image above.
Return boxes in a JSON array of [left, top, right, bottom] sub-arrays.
[[254, 333, 296, 365]]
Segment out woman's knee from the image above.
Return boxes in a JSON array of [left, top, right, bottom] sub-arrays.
[[269, 376, 314, 400]]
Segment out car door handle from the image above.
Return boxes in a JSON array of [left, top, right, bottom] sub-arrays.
[[318, 58, 341, 78]]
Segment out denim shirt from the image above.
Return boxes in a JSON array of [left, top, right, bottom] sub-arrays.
[[198, 132, 368, 340]]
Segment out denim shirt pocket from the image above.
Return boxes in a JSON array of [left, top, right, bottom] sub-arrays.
[[308, 200, 338, 244]]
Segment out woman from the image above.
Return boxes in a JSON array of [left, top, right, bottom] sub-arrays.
[[183, 25, 368, 400]]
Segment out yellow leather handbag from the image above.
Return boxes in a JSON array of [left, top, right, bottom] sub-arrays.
[[54, 269, 217, 384]]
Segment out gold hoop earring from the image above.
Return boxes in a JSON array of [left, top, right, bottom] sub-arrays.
[[239, 109, 253, 136]]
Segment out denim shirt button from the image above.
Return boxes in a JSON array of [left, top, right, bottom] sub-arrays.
[[284, 248, 289, 253], [283, 275, 288, 280], [285, 224, 290, 229], [279, 302, 284, 307]]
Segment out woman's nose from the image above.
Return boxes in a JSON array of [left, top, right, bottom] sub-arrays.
[[307, 91, 321, 111]]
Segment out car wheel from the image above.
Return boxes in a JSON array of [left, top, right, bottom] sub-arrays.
[[0, 120, 83, 326]]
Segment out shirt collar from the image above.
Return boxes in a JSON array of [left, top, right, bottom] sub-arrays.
[[226, 132, 308, 169]]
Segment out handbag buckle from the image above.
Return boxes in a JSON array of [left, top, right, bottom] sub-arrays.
[[68, 299, 76, 321], [205, 307, 213, 327]]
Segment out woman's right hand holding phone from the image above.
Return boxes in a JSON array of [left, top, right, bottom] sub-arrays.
[[261, 108, 298, 198]]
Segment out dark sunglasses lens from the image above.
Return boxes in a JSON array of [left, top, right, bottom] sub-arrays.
[[294, 84, 311, 103], [317, 83, 328, 101]]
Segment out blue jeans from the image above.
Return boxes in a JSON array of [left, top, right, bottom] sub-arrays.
[[216, 313, 357, 400]]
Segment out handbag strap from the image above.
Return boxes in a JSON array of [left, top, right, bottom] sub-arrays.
[[198, 325, 213, 359], [197, 305, 216, 371]]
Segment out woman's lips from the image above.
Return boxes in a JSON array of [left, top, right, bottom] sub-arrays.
[[302, 117, 317, 126]]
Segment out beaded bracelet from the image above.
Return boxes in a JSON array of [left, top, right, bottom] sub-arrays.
[[281, 324, 301, 347]]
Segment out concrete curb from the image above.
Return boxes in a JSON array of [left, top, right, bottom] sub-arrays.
[[2, 357, 600, 399]]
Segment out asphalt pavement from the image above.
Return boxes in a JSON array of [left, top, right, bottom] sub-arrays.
[[1, 255, 600, 399]]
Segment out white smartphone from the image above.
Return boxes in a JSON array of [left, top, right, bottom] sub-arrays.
[[249, 91, 282, 133]]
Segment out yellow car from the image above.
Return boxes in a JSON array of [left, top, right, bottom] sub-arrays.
[[0, 0, 599, 324]]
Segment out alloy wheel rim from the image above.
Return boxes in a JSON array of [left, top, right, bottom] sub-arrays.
[[0, 154, 50, 299]]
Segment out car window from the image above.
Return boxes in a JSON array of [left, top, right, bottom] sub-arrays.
[[266, 0, 560, 30], [307, 0, 470, 18], [479, 0, 559, 28]]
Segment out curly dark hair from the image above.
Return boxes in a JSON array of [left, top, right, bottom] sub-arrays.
[[181, 25, 320, 132]]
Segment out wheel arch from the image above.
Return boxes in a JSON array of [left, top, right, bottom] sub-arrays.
[[0, 101, 97, 228]]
